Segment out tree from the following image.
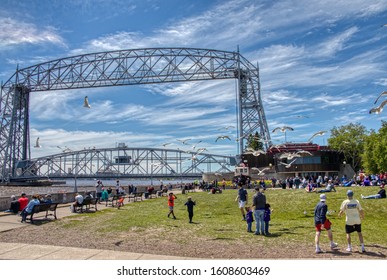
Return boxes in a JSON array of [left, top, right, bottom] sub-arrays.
[[327, 123, 368, 172], [362, 121, 387, 173], [246, 132, 264, 151]]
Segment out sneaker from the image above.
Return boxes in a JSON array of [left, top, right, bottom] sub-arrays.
[[315, 248, 323, 254], [346, 247, 352, 252], [361, 194, 364, 199], [331, 242, 338, 249]]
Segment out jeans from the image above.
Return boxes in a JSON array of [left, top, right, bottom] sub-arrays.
[[264, 221, 270, 234], [247, 222, 252, 232], [254, 209, 265, 234], [363, 194, 381, 199]]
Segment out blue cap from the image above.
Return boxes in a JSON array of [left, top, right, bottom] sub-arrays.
[[347, 190, 353, 197]]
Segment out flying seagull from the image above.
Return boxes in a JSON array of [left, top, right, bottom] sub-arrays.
[[308, 130, 327, 142], [34, 137, 41, 148], [279, 152, 301, 160], [251, 167, 270, 176], [177, 138, 191, 145], [269, 144, 286, 152], [191, 140, 202, 150], [216, 135, 231, 142], [162, 142, 172, 147], [272, 126, 294, 133], [369, 100, 387, 114], [374, 91, 387, 104], [252, 149, 265, 157], [279, 159, 297, 168], [296, 150, 313, 156], [218, 125, 235, 130], [83, 96, 91, 108]]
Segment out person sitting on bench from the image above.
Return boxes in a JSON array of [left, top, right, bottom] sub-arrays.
[[21, 194, 40, 222]]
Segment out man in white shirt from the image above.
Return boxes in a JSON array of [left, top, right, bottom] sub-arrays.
[[338, 190, 365, 253]]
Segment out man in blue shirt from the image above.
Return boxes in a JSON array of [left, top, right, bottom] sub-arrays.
[[235, 183, 248, 220], [20, 194, 40, 222], [314, 194, 338, 253]]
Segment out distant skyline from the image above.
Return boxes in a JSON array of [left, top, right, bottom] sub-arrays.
[[0, 0, 386, 159]]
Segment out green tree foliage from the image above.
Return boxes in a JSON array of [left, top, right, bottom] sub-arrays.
[[361, 121, 387, 174], [246, 132, 264, 151], [327, 123, 367, 171]]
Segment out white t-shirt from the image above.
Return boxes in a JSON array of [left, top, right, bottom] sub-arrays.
[[340, 198, 362, 225], [75, 194, 84, 204]]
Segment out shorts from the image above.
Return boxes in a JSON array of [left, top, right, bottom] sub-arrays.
[[315, 219, 332, 231], [169, 206, 174, 211], [345, 224, 361, 234], [238, 200, 246, 208]]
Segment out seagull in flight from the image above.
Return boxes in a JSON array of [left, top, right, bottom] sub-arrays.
[[162, 142, 172, 147], [369, 100, 387, 114], [269, 144, 286, 152], [308, 130, 327, 142], [272, 126, 294, 133], [296, 150, 313, 156], [279, 152, 301, 160], [251, 167, 270, 176], [34, 137, 41, 148], [216, 135, 231, 142], [252, 149, 265, 157], [177, 138, 191, 145], [83, 96, 91, 108], [191, 140, 202, 150], [218, 125, 235, 130], [279, 159, 297, 168], [374, 91, 387, 104]]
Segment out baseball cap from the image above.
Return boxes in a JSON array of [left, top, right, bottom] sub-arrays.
[[347, 190, 354, 197], [319, 194, 326, 201]]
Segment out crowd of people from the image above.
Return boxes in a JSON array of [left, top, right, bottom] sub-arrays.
[[3, 171, 385, 255]]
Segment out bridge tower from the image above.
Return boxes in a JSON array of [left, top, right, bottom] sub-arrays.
[[0, 48, 271, 182]]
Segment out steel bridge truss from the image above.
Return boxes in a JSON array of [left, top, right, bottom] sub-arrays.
[[0, 47, 271, 182], [15, 147, 234, 180]]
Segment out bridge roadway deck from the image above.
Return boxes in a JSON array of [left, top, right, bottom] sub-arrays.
[[0, 191, 198, 260]]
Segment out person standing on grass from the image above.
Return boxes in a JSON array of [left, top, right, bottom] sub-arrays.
[[167, 192, 177, 219], [245, 206, 254, 232], [338, 190, 365, 253], [184, 196, 196, 223], [314, 194, 338, 253], [95, 180, 103, 203], [264, 203, 272, 235], [252, 187, 266, 235], [236, 183, 248, 221]]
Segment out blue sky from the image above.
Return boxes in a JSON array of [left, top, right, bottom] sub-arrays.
[[0, 0, 386, 159]]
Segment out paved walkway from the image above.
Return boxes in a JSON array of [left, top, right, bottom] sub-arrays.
[[0, 195, 195, 260]]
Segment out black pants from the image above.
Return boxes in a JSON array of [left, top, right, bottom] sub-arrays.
[[188, 211, 194, 222]]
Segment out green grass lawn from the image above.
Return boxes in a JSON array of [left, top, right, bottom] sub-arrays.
[[64, 186, 387, 248]]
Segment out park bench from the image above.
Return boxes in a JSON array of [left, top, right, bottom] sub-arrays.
[[128, 192, 143, 202], [105, 195, 124, 207], [75, 198, 98, 213], [25, 203, 58, 223], [148, 189, 158, 199]]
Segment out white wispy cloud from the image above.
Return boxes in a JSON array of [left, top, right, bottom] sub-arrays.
[[0, 17, 66, 49]]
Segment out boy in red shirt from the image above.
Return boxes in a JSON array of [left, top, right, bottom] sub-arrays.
[[167, 192, 177, 219], [18, 193, 29, 212]]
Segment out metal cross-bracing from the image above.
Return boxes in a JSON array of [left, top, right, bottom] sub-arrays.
[[0, 47, 271, 182], [14, 147, 234, 180]]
